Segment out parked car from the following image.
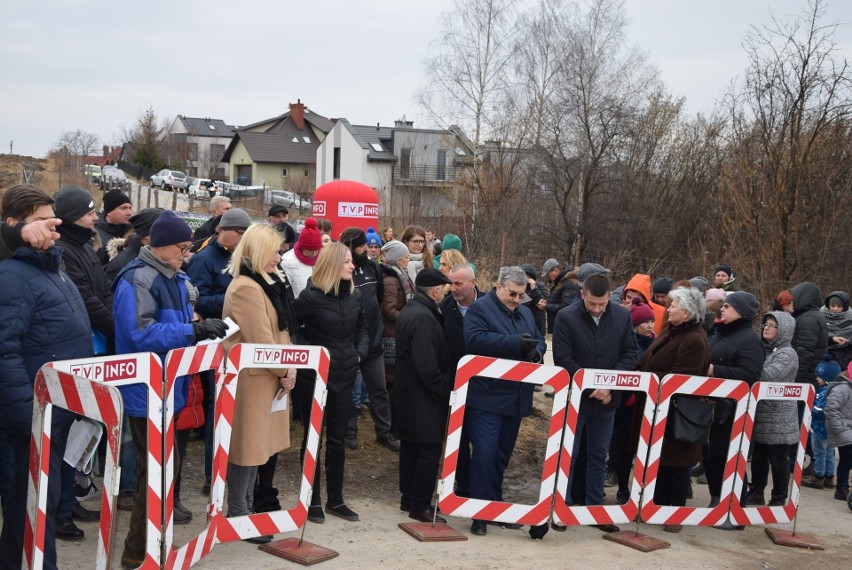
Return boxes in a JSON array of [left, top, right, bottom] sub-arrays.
[[269, 190, 295, 208], [84, 164, 102, 184], [187, 177, 215, 199], [100, 166, 128, 191], [292, 193, 313, 211], [226, 185, 265, 200], [150, 169, 188, 192], [211, 180, 233, 196]]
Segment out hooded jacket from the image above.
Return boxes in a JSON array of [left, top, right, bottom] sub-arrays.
[[94, 215, 130, 265], [754, 311, 800, 445], [822, 290, 852, 344], [825, 377, 852, 448], [790, 282, 828, 386], [623, 274, 667, 336]]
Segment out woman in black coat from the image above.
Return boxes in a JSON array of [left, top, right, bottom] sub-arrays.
[[704, 291, 766, 509], [294, 243, 369, 524]]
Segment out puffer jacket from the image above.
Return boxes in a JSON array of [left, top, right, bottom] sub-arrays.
[[709, 319, 765, 384], [279, 248, 314, 297], [0, 247, 92, 430], [623, 273, 667, 336], [113, 246, 196, 417], [825, 377, 852, 448], [352, 256, 385, 359], [380, 263, 409, 339], [186, 237, 233, 319], [791, 282, 828, 386], [175, 373, 205, 430], [754, 311, 800, 445], [294, 279, 369, 391]]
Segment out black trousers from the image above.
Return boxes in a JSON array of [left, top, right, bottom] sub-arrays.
[[750, 442, 790, 499], [345, 354, 392, 441], [653, 465, 691, 507], [399, 441, 442, 512]]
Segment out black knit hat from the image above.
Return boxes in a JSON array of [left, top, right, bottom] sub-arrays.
[[129, 208, 163, 238], [149, 211, 192, 247], [725, 291, 759, 320], [103, 190, 131, 214], [339, 227, 367, 249], [53, 185, 95, 223], [715, 264, 735, 279], [652, 277, 674, 295]]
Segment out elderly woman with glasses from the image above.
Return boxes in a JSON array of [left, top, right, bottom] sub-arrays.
[[637, 286, 711, 532]]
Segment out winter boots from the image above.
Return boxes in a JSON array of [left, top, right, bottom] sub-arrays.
[[823, 475, 836, 489], [803, 474, 825, 489], [834, 486, 849, 501]]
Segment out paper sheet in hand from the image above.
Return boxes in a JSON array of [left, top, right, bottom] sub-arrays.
[[64, 418, 103, 472], [272, 389, 288, 412], [197, 316, 240, 345]]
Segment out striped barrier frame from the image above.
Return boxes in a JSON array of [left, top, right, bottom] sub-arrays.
[[210, 343, 330, 546], [44, 353, 163, 569], [640, 374, 750, 527], [437, 355, 571, 527], [25, 367, 124, 570], [552, 369, 661, 527], [728, 382, 815, 525], [162, 344, 225, 569]]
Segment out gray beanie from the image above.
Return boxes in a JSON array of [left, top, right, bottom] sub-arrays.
[[218, 208, 251, 230], [53, 185, 95, 223], [541, 258, 560, 278], [381, 239, 409, 263], [689, 276, 709, 293], [725, 291, 760, 320], [577, 262, 611, 283]]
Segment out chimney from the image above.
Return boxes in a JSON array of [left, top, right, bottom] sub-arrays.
[[103, 144, 109, 157], [289, 99, 305, 130]]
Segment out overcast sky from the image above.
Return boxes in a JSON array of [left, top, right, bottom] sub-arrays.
[[1, 0, 850, 158]]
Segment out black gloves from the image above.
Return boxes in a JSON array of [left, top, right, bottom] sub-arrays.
[[520, 333, 541, 363], [193, 318, 228, 342]]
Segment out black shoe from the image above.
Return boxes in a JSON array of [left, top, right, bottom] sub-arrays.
[[529, 523, 549, 539], [592, 523, 620, 533], [120, 556, 143, 569], [201, 480, 211, 496], [71, 503, 100, 522], [244, 535, 272, 544], [377, 436, 400, 452], [56, 517, 85, 540], [174, 500, 193, 518], [307, 505, 325, 524], [470, 520, 487, 536], [173, 503, 193, 525], [409, 507, 446, 524], [616, 490, 630, 505], [707, 496, 720, 508], [326, 502, 359, 521], [745, 492, 765, 506], [400, 500, 410, 512], [344, 437, 359, 450]]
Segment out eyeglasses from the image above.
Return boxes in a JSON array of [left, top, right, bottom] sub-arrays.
[[502, 286, 525, 299], [763, 322, 778, 329], [175, 244, 191, 254], [231, 228, 246, 236], [409, 239, 425, 245]]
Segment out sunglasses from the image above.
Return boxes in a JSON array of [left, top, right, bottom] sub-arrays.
[[502, 286, 525, 299]]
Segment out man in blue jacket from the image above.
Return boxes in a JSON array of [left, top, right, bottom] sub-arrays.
[[551, 273, 638, 533], [463, 266, 546, 538], [113, 210, 227, 569], [0, 185, 93, 570]]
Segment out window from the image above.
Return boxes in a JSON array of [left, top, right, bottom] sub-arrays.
[[302, 136, 311, 143], [304, 168, 309, 177], [282, 168, 289, 177], [210, 144, 225, 161], [333, 147, 341, 180], [400, 148, 411, 179], [437, 149, 446, 180], [291, 137, 299, 143], [188, 143, 198, 161], [370, 143, 384, 152]]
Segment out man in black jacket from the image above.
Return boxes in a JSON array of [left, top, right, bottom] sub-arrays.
[[394, 268, 454, 523], [94, 189, 132, 264], [339, 227, 398, 452]]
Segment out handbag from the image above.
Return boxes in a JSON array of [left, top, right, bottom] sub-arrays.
[[381, 337, 396, 367], [670, 396, 715, 444]]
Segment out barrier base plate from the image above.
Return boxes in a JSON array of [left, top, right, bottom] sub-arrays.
[[764, 528, 824, 550], [398, 522, 468, 542], [259, 538, 340, 565], [603, 530, 671, 552]]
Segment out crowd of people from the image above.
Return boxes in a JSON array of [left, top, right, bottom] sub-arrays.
[[1, 184, 851, 568]]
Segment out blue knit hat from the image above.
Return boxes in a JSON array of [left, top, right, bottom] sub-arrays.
[[815, 354, 841, 382], [365, 226, 382, 246], [149, 211, 192, 247]]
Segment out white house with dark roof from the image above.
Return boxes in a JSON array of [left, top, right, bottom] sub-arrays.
[[168, 116, 235, 179], [221, 100, 332, 191]]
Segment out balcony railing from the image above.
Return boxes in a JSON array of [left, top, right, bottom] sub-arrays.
[[392, 164, 461, 185]]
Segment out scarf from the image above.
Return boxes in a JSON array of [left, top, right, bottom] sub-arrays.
[[384, 261, 414, 301], [240, 261, 299, 334], [821, 306, 852, 340], [293, 244, 319, 267]]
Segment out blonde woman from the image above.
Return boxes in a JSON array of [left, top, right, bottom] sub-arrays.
[[438, 249, 468, 296], [222, 224, 298, 544], [294, 242, 369, 523]]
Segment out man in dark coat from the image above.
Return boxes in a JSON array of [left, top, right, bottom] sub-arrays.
[[545, 265, 579, 334], [394, 268, 454, 523], [790, 282, 829, 387], [464, 266, 546, 537], [94, 189, 132, 264], [520, 264, 549, 337], [552, 274, 639, 533], [191, 195, 232, 244]]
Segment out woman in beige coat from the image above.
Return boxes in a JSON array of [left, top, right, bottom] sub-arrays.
[[222, 224, 298, 543]]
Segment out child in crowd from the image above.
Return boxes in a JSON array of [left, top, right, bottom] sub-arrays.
[[806, 354, 840, 489], [824, 360, 852, 501]]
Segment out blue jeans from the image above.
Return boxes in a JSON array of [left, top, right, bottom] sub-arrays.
[[351, 370, 368, 407], [566, 410, 615, 506], [466, 407, 522, 503], [811, 434, 835, 478]]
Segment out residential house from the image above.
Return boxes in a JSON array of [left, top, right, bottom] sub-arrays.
[[222, 100, 332, 194], [168, 116, 234, 179], [84, 145, 123, 167]]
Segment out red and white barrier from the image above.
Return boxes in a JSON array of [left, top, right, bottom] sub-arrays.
[[552, 369, 661, 527], [640, 374, 750, 527], [163, 344, 225, 569], [25, 367, 124, 570], [210, 344, 330, 546], [728, 382, 815, 525], [437, 355, 571, 527]]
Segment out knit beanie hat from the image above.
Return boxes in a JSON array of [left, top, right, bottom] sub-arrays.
[[705, 288, 727, 302], [365, 226, 383, 247], [629, 296, 655, 327], [53, 185, 95, 223], [541, 258, 560, 278], [218, 208, 251, 230], [103, 190, 132, 215], [339, 227, 367, 249], [652, 277, 674, 295], [715, 264, 735, 279], [297, 218, 323, 250], [149, 211, 192, 247], [441, 233, 462, 252], [689, 276, 709, 293], [815, 354, 841, 382], [381, 240, 409, 263], [724, 291, 759, 320], [129, 208, 163, 238]]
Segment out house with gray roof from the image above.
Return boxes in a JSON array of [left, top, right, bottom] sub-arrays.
[[168, 116, 235, 179], [221, 100, 332, 192]]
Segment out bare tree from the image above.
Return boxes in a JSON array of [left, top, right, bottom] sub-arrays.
[[51, 129, 100, 158]]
